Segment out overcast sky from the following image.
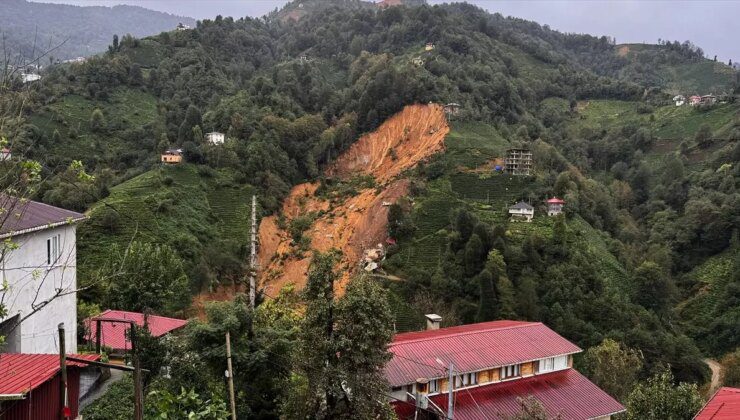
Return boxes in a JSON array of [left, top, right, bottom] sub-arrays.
[[31, 0, 740, 62]]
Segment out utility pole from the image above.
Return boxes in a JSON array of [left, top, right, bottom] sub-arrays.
[[131, 324, 144, 420], [249, 195, 257, 309], [225, 332, 237, 420], [58, 323, 68, 420], [447, 363, 454, 420]]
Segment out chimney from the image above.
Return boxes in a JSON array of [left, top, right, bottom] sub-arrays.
[[425, 314, 442, 330], [414, 378, 430, 410]]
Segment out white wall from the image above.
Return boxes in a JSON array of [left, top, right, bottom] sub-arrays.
[[1, 224, 78, 353]]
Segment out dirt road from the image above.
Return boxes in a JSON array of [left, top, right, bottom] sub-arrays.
[[705, 358, 723, 395]]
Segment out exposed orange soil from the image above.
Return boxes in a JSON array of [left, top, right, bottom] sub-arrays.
[[617, 45, 630, 57], [259, 103, 449, 295]]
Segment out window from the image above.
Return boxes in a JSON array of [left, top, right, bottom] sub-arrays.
[[47, 234, 61, 265], [539, 356, 568, 373], [429, 379, 439, 394], [454, 372, 478, 388], [501, 364, 520, 379]]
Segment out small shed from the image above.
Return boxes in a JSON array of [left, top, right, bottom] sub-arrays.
[[508, 201, 534, 222], [85, 310, 188, 355], [161, 148, 183, 164], [672, 95, 685, 106], [546, 197, 565, 216], [700, 94, 717, 105], [689, 95, 702, 106], [0, 353, 100, 420], [444, 102, 461, 116], [425, 43, 435, 51]]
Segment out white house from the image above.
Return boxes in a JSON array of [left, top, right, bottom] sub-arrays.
[[20, 73, 41, 84], [0, 196, 85, 353], [205, 131, 225, 145], [673, 95, 685, 106], [508, 201, 534, 222], [546, 197, 565, 216]]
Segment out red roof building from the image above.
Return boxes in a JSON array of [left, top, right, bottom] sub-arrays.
[[85, 309, 188, 353], [547, 197, 565, 216], [387, 320, 625, 420], [0, 353, 99, 420], [694, 387, 740, 420]]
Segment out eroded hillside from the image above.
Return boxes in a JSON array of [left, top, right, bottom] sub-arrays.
[[258, 103, 449, 295]]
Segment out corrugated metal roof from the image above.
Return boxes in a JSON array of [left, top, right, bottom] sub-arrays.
[[85, 310, 188, 352], [509, 201, 534, 210], [392, 369, 625, 420], [386, 321, 581, 386], [695, 387, 740, 420], [0, 195, 85, 237], [0, 353, 99, 395]]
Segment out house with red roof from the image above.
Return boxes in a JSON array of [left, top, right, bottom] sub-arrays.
[[0, 353, 100, 420], [694, 387, 740, 420], [84, 310, 188, 354], [387, 318, 625, 419], [0, 196, 86, 353], [547, 197, 566, 216]]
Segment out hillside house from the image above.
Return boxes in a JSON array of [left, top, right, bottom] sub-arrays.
[[425, 43, 435, 51], [694, 387, 740, 419], [689, 95, 702, 106], [1, 147, 11, 161], [161, 148, 183, 164], [85, 310, 187, 355], [0, 353, 100, 420], [0, 196, 86, 353], [504, 148, 532, 175], [444, 102, 461, 117], [673, 95, 686, 106], [700, 94, 717, 105], [411, 57, 424, 67], [20, 73, 41, 83], [547, 197, 565, 216], [176, 22, 190, 31], [509, 201, 534, 222], [205, 131, 225, 145], [387, 320, 625, 419]]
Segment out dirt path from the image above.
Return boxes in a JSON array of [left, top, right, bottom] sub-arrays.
[[705, 358, 723, 395]]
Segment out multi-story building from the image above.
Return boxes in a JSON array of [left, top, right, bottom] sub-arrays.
[[388, 319, 625, 419], [504, 148, 532, 176], [0, 196, 85, 353]]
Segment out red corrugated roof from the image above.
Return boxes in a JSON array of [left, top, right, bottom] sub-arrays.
[[392, 369, 625, 420], [547, 198, 565, 204], [387, 321, 581, 386], [0, 353, 99, 395], [695, 387, 740, 420], [0, 195, 85, 237], [85, 310, 188, 352]]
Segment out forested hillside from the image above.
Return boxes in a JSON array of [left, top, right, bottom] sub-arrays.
[[1, 0, 739, 416], [0, 0, 194, 61]]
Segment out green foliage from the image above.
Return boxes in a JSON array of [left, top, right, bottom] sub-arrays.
[[147, 387, 230, 420], [626, 369, 703, 420], [721, 349, 740, 387], [582, 339, 643, 402], [81, 376, 134, 420], [101, 241, 190, 315]]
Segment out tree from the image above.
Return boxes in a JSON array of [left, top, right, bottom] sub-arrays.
[[626, 369, 703, 420], [464, 234, 486, 276], [633, 261, 676, 315], [721, 348, 740, 387], [515, 271, 539, 320], [102, 241, 190, 315], [582, 339, 643, 402], [694, 124, 712, 147], [90, 108, 106, 133], [477, 269, 497, 322]]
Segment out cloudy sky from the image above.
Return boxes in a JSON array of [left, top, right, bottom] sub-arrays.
[[31, 0, 740, 62]]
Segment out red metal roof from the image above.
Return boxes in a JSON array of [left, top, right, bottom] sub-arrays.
[[85, 309, 188, 352], [0, 353, 99, 395], [387, 321, 581, 386], [695, 387, 740, 420], [0, 195, 85, 238], [392, 369, 625, 420], [547, 197, 565, 204]]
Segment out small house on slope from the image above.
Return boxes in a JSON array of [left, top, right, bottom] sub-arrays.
[[387, 320, 625, 419], [205, 132, 225, 145], [689, 95, 702, 106], [546, 197, 565, 216], [161, 148, 183, 164], [85, 310, 188, 355], [509, 201, 534, 222], [0, 353, 100, 420]]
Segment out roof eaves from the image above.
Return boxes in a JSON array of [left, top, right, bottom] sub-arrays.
[[391, 322, 548, 347], [0, 215, 87, 239]]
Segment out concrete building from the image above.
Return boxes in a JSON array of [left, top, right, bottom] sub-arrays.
[[504, 148, 532, 176], [509, 201, 534, 222], [205, 131, 225, 145], [547, 197, 565, 216], [387, 320, 625, 419], [161, 148, 183, 164], [0, 196, 86, 353]]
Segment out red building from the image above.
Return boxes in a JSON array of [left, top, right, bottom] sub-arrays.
[[387, 319, 625, 419], [85, 309, 187, 353], [694, 387, 740, 420], [0, 353, 99, 420]]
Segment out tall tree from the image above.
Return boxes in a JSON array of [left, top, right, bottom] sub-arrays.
[[626, 369, 703, 420], [582, 338, 643, 402]]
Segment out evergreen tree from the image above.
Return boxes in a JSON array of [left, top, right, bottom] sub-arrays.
[[515, 271, 539, 320], [582, 339, 642, 402], [626, 369, 703, 420], [477, 269, 498, 322], [464, 234, 486, 276], [90, 108, 106, 133]]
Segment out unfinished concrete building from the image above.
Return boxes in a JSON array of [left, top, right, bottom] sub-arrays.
[[504, 148, 532, 176]]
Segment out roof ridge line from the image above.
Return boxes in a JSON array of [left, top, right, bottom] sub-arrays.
[[391, 322, 544, 346]]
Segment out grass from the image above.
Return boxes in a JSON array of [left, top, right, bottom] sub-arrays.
[[444, 121, 509, 168]]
